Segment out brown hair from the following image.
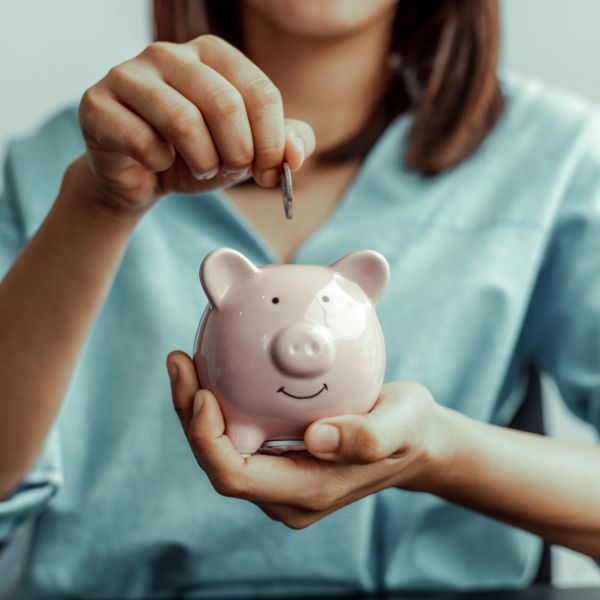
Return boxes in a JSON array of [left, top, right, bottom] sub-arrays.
[[153, 0, 503, 177]]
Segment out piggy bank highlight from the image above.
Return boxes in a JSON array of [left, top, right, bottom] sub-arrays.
[[193, 247, 389, 456]]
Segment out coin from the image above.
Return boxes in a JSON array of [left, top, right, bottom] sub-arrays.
[[257, 439, 306, 455], [281, 162, 293, 219]]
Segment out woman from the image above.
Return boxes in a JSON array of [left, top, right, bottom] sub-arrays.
[[0, 0, 599, 597]]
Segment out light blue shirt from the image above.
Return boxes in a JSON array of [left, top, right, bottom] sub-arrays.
[[1, 73, 599, 598]]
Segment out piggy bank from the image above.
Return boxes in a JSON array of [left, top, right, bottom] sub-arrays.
[[193, 247, 389, 456]]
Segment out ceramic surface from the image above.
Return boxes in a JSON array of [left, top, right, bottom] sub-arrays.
[[193, 248, 389, 455]]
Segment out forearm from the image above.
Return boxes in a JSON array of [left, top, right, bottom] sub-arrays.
[[423, 407, 600, 558], [0, 156, 140, 498]]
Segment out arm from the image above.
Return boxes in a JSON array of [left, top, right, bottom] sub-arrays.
[[0, 35, 314, 500], [430, 110, 600, 559], [429, 407, 600, 559], [0, 159, 139, 499]]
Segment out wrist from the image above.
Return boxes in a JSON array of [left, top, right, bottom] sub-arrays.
[[402, 404, 466, 494], [58, 155, 149, 228]]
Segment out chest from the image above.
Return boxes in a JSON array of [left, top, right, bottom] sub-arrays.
[[224, 159, 361, 263]]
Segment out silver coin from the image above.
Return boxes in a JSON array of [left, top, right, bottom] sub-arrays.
[[257, 439, 306, 455], [262, 439, 305, 448], [281, 162, 293, 220]]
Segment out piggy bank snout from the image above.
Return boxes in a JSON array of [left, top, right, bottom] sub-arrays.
[[271, 322, 335, 377]]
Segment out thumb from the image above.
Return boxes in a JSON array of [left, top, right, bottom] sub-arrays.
[[305, 414, 389, 464], [284, 118, 316, 171], [304, 385, 417, 464]]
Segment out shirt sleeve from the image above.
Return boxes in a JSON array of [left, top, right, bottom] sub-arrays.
[[0, 147, 26, 279], [525, 112, 600, 433], [0, 146, 63, 545]]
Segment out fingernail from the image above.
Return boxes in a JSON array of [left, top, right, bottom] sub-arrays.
[[193, 392, 205, 416], [309, 424, 339, 453], [290, 133, 305, 163], [258, 167, 280, 187], [192, 167, 218, 180], [221, 166, 251, 180], [166, 361, 178, 382]]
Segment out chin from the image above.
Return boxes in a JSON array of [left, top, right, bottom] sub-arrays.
[[243, 0, 398, 40]]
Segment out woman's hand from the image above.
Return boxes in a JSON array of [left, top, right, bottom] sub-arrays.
[[76, 35, 316, 215], [166, 351, 600, 557], [166, 351, 447, 529]]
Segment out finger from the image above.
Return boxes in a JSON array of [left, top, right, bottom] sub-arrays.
[[257, 502, 317, 528], [304, 384, 417, 464], [187, 36, 286, 186], [257, 500, 342, 530], [166, 350, 200, 435], [284, 119, 316, 172], [186, 389, 255, 490], [80, 88, 175, 172], [107, 62, 221, 178], [188, 399, 349, 506], [256, 503, 283, 523], [143, 42, 255, 178], [189, 396, 396, 510], [257, 453, 403, 524]]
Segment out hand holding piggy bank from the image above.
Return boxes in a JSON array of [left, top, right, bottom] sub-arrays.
[[193, 248, 389, 456]]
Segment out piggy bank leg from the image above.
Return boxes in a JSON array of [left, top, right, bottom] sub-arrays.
[[226, 424, 265, 457]]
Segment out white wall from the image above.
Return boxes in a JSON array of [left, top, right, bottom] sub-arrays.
[[0, 0, 152, 177], [501, 0, 600, 104], [0, 0, 599, 589]]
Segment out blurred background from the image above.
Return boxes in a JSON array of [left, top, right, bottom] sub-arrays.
[[0, 0, 598, 589]]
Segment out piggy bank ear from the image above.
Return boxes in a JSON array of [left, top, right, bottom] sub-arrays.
[[329, 250, 390, 304], [200, 248, 259, 309]]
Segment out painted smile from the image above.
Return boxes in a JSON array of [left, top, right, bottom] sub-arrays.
[[277, 383, 328, 400]]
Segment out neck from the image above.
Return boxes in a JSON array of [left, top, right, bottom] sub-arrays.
[[240, 5, 395, 154]]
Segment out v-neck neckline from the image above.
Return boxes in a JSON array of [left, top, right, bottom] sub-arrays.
[[211, 114, 411, 266]]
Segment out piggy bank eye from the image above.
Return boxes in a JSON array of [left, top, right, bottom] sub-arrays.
[[271, 297, 280, 304], [322, 295, 330, 303]]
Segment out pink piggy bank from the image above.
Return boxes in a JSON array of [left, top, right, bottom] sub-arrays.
[[193, 247, 389, 456]]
